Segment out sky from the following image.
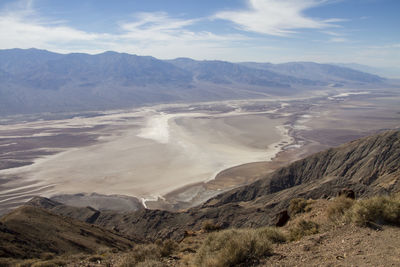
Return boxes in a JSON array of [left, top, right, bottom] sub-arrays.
[[0, 0, 399, 69]]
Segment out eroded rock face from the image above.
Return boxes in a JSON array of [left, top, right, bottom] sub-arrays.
[[212, 130, 400, 206], [28, 130, 400, 241]]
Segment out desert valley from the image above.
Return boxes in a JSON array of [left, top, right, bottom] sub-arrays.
[[0, 88, 399, 216], [0, 0, 400, 266]]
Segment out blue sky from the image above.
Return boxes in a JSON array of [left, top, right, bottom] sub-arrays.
[[0, 0, 399, 69]]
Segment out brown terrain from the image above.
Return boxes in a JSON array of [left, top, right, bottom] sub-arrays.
[[0, 129, 398, 266], [0, 205, 135, 259]]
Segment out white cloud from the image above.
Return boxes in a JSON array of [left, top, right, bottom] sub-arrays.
[[0, 2, 247, 58], [329, 37, 348, 42], [0, 0, 105, 50], [117, 12, 244, 43], [321, 30, 342, 36], [214, 0, 340, 36]]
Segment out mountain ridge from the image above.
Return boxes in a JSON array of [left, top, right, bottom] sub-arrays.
[[0, 48, 388, 115]]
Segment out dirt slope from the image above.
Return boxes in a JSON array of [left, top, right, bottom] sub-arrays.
[[0, 206, 134, 259]]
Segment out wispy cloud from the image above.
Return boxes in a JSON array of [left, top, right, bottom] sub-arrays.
[[0, 1, 246, 57], [118, 12, 244, 43], [214, 0, 342, 36], [0, 0, 104, 50], [329, 37, 349, 43]]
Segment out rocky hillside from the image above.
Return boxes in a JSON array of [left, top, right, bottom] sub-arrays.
[[0, 205, 136, 259], [28, 130, 400, 241], [4, 192, 399, 266], [211, 129, 400, 205]]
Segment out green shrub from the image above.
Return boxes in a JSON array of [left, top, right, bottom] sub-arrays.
[[327, 196, 354, 223], [349, 195, 400, 227], [289, 198, 312, 216], [195, 228, 272, 267], [288, 220, 319, 241]]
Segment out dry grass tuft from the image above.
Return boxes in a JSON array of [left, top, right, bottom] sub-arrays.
[[119, 239, 178, 266], [119, 244, 161, 266], [159, 239, 178, 257], [349, 195, 400, 227], [325, 194, 400, 227], [194, 228, 273, 267], [327, 196, 354, 224], [257, 227, 287, 244], [201, 220, 221, 232], [288, 220, 319, 241], [289, 198, 313, 216]]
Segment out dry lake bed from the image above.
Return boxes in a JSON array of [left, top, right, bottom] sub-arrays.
[[0, 89, 399, 214]]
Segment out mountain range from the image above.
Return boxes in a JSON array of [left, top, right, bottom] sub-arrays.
[[0, 48, 387, 115]]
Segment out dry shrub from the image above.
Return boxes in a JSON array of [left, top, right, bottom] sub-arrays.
[[327, 196, 354, 223], [119, 239, 178, 267], [288, 220, 319, 241], [159, 239, 178, 257], [201, 220, 221, 232], [289, 198, 313, 216], [349, 195, 400, 227], [119, 244, 162, 266], [195, 228, 272, 267], [257, 227, 286, 244]]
